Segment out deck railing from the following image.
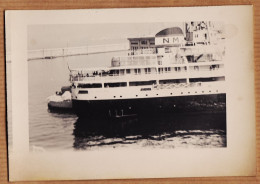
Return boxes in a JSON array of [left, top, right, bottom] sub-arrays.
[[70, 68, 225, 82]]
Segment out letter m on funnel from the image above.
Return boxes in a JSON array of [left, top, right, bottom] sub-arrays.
[[173, 37, 179, 43]]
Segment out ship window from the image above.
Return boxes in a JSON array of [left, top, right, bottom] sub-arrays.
[[134, 68, 141, 74], [130, 80, 156, 86], [126, 69, 131, 74], [119, 69, 125, 75], [189, 78, 216, 82], [131, 41, 138, 45], [104, 82, 127, 88], [110, 70, 119, 76], [141, 40, 148, 45], [141, 88, 151, 91], [158, 68, 163, 73], [144, 68, 151, 74], [77, 83, 102, 88], [159, 79, 185, 84], [78, 90, 88, 94], [165, 67, 171, 72], [175, 67, 181, 72]]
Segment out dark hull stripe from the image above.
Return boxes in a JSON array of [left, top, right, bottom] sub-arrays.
[[72, 94, 226, 118]]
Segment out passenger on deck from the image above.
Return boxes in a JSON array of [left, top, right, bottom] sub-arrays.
[[201, 21, 207, 30]]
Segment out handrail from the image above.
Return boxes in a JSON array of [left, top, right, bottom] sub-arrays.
[[70, 68, 224, 82]]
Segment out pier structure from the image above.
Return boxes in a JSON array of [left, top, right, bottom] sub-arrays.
[[6, 43, 129, 62]]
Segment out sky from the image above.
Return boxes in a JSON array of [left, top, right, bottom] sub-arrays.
[[27, 22, 185, 50]]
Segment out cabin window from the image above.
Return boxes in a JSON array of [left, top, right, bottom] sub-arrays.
[[174, 67, 181, 72], [104, 82, 127, 88], [165, 67, 171, 72], [119, 69, 125, 75], [141, 40, 148, 45], [126, 69, 131, 74], [78, 90, 88, 94], [131, 41, 138, 45], [141, 88, 151, 91], [158, 68, 164, 74], [110, 70, 119, 76], [134, 68, 141, 74], [190, 78, 216, 82], [129, 80, 156, 86], [77, 83, 102, 88], [186, 55, 194, 62], [159, 79, 186, 84], [144, 68, 151, 74]]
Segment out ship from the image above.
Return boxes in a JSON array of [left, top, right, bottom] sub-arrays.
[[69, 21, 226, 118]]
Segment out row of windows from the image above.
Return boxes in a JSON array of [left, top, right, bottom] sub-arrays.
[[77, 80, 157, 89], [76, 80, 185, 89], [130, 40, 155, 45], [76, 77, 223, 89], [111, 67, 186, 75]]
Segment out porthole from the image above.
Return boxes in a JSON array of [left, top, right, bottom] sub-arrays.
[[136, 95, 138, 97], [95, 96, 97, 99], [195, 91, 197, 93], [120, 96, 122, 98], [146, 94, 148, 96], [181, 92, 183, 94], [156, 94, 158, 96], [114, 96, 116, 98], [170, 93, 172, 95]]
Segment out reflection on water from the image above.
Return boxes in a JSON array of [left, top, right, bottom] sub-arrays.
[[73, 112, 226, 150]]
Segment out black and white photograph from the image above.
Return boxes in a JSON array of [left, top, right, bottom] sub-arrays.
[[25, 21, 226, 151], [6, 6, 255, 181]]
